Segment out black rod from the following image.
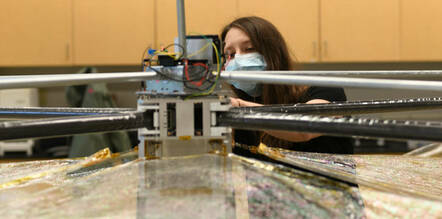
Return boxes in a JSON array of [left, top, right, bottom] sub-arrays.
[[218, 111, 442, 142], [0, 111, 153, 141], [0, 107, 136, 119], [231, 97, 442, 115]]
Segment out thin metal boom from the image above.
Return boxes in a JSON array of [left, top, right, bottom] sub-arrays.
[[238, 70, 442, 79], [0, 72, 156, 89], [220, 71, 442, 91]]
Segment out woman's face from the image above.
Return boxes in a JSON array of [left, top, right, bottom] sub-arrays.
[[223, 27, 256, 63]]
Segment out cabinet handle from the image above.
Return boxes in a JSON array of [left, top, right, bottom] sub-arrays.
[[323, 41, 328, 58], [66, 43, 70, 61]]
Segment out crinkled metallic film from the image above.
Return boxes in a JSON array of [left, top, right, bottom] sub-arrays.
[[0, 148, 440, 218]]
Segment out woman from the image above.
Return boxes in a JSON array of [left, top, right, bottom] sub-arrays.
[[221, 16, 353, 154]]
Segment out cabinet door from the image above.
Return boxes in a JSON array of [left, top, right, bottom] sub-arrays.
[[401, 0, 442, 61], [238, 0, 320, 63], [73, 0, 154, 65], [156, 0, 237, 50], [321, 0, 400, 62], [0, 0, 72, 66]]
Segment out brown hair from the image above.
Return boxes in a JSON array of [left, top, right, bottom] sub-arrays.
[[221, 16, 309, 147]]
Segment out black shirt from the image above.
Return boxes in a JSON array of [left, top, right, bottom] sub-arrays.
[[233, 86, 353, 154]]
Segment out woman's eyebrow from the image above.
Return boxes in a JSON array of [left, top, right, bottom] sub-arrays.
[[224, 39, 252, 52], [239, 39, 252, 45]]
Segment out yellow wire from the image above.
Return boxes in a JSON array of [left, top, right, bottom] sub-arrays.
[[187, 42, 212, 58], [213, 41, 220, 72], [158, 33, 213, 60], [149, 33, 221, 99], [184, 32, 219, 59]]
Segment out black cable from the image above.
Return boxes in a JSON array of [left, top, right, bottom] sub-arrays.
[[140, 43, 218, 93], [147, 63, 210, 92], [183, 65, 207, 91], [183, 62, 218, 91], [147, 65, 187, 82]]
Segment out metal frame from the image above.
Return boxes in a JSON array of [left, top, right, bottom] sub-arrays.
[[137, 92, 231, 158]]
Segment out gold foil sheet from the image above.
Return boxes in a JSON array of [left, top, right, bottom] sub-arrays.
[[258, 144, 441, 201], [0, 148, 440, 218]]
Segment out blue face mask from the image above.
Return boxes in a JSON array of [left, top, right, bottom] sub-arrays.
[[225, 52, 267, 97]]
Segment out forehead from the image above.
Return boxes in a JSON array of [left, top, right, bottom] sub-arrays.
[[224, 27, 252, 48]]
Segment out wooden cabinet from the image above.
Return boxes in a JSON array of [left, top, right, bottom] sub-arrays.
[[156, 0, 237, 50], [400, 0, 442, 61], [238, 0, 320, 63], [155, 0, 177, 49], [2, 1, 442, 66], [320, 0, 400, 62], [72, 0, 155, 65], [0, 0, 72, 66]]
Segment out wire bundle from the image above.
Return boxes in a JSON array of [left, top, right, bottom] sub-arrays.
[[141, 41, 222, 99]]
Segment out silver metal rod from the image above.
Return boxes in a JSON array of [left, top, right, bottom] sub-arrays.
[[8, 70, 442, 79], [0, 72, 156, 89], [240, 70, 442, 75], [220, 71, 442, 91], [177, 0, 187, 58], [242, 70, 442, 80]]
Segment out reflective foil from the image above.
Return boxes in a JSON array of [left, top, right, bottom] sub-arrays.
[[257, 144, 441, 201], [0, 148, 440, 218]]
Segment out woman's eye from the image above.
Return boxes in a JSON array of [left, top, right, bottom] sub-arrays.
[[246, 47, 255, 52]]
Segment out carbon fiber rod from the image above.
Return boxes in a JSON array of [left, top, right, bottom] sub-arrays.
[[0, 111, 153, 141], [0, 107, 136, 119], [231, 97, 442, 116], [217, 111, 442, 142]]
